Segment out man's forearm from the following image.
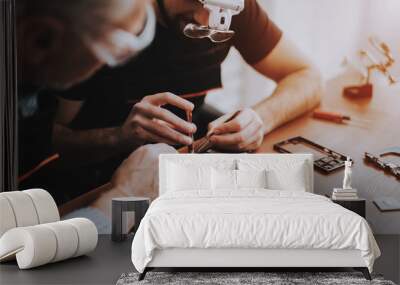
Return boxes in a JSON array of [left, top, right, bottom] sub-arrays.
[[52, 124, 142, 165], [253, 67, 323, 134]]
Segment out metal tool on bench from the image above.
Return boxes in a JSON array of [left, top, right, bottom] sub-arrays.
[[183, 0, 244, 43], [186, 110, 194, 153], [312, 110, 370, 128], [274, 136, 351, 174], [364, 147, 400, 180], [179, 110, 241, 153], [343, 37, 397, 98]]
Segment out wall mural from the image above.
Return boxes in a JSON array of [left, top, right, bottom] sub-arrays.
[[16, 0, 399, 234]]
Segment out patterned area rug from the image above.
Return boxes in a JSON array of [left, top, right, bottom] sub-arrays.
[[116, 272, 395, 285]]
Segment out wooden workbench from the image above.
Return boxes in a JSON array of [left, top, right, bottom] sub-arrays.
[[60, 68, 400, 234], [257, 68, 400, 234]]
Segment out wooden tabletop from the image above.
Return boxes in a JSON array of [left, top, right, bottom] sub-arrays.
[[256, 68, 400, 234], [60, 69, 399, 234]]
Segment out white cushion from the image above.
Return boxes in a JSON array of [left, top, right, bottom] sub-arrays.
[[0, 218, 97, 269], [0, 226, 57, 269], [212, 169, 237, 190], [0, 189, 97, 269], [0, 196, 17, 237], [24, 189, 60, 224], [236, 169, 267, 189], [238, 159, 309, 191], [42, 222, 79, 262], [267, 163, 307, 191], [212, 169, 268, 191], [0, 191, 39, 227], [167, 162, 212, 191], [0, 189, 60, 238], [159, 154, 313, 194], [64, 218, 98, 257]]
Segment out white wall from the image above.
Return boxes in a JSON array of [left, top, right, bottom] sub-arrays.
[[206, 0, 400, 112]]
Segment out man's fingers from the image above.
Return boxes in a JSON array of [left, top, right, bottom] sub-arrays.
[[210, 120, 260, 146], [134, 102, 196, 134], [238, 124, 264, 150], [133, 115, 193, 145], [207, 113, 233, 135], [210, 110, 253, 135], [143, 92, 194, 111], [138, 127, 177, 145], [242, 135, 264, 152]]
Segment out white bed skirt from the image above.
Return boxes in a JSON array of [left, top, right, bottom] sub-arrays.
[[148, 248, 366, 268]]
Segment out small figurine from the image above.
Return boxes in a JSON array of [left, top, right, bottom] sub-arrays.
[[343, 157, 353, 189], [333, 157, 358, 200]]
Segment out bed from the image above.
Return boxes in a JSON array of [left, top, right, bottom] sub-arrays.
[[131, 153, 380, 280]]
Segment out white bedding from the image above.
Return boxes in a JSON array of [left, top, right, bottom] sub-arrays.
[[131, 190, 380, 273]]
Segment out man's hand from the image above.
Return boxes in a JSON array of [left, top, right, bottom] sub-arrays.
[[207, 108, 265, 152], [120, 92, 196, 146]]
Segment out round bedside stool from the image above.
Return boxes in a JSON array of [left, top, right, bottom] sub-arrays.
[[111, 197, 150, 242]]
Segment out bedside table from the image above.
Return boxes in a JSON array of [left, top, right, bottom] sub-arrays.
[[331, 198, 366, 218], [112, 197, 150, 242]]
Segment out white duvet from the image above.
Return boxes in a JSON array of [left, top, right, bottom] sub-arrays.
[[131, 190, 380, 273]]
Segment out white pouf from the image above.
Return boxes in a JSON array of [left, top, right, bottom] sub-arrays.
[[24, 189, 60, 224], [0, 196, 17, 237], [65, 218, 98, 257], [0, 191, 39, 227], [0, 225, 57, 268], [42, 221, 79, 262], [0, 218, 98, 269]]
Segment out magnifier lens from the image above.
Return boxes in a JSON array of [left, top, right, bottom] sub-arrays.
[[183, 23, 211, 39], [184, 23, 234, 43], [209, 30, 235, 43]]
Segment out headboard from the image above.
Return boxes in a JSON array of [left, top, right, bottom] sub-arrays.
[[159, 153, 314, 195]]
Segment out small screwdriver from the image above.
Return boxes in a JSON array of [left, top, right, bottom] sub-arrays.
[[313, 110, 351, 124], [312, 110, 369, 127], [186, 110, 194, 153]]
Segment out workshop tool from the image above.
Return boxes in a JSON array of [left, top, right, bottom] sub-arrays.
[[183, 0, 244, 43], [186, 110, 194, 153], [343, 83, 373, 99], [343, 37, 397, 98], [274, 136, 351, 174], [379, 147, 400, 157], [364, 147, 400, 180], [179, 110, 241, 153], [312, 110, 370, 127], [196, 110, 241, 153]]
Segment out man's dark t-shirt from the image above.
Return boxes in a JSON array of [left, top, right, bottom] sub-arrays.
[[54, 0, 282, 132], [18, 85, 56, 176]]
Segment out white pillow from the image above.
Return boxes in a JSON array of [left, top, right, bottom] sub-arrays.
[[236, 169, 267, 189], [211, 169, 268, 190], [212, 168, 237, 190], [167, 162, 212, 191], [237, 159, 309, 191], [266, 163, 307, 191]]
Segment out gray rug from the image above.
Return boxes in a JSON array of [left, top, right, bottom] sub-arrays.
[[116, 272, 396, 285]]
